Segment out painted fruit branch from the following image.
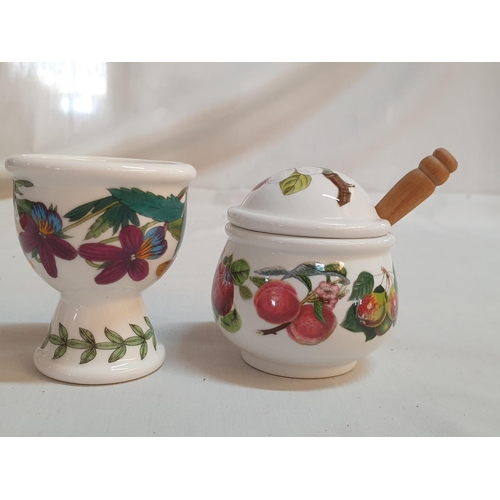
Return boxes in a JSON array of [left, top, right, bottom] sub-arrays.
[[250, 262, 349, 346], [322, 171, 355, 206]]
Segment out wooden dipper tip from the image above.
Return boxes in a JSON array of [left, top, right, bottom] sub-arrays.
[[375, 148, 458, 226]]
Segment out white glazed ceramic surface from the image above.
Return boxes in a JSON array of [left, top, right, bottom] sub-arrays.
[[228, 167, 391, 238], [6, 155, 196, 384], [213, 168, 398, 378]]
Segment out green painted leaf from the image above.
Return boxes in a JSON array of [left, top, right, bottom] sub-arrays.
[[124, 336, 144, 346], [239, 284, 253, 300], [313, 301, 326, 324], [144, 317, 153, 329], [53, 345, 67, 359], [374, 284, 386, 294], [362, 326, 377, 342], [324, 261, 347, 278], [130, 324, 144, 338], [65, 196, 116, 222], [249, 276, 269, 288], [93, 196, 116, 212], [64, 200, 98, 221], [279, 170, 312, 195], [231, 259, 250, 286], [140, 342, 148, 360], [41, 329, 50, 349], [293, 274, 312, 292], [49, 334, 66, 346], [108, 345, 127, 363], [283, 263, 349, 284], [16, 198, 34, 215], [95, 342, 121, 350], [105, 328, 124, 344], [168, 217, 184, 241], [254, 266, 289, 276], [341, 303, 364, 333], [152, 332, 157, 350], [79, 328, 96, 344], [144, 329, 153, 340], [67, 339, 93, 349], [58, 324, 68, 342], [84, 203, 138, 240], [15, 179, 34, 188], [223, 254, 233, 267], [109, 188, 184, 222], [349, 271, 374, 301], [80, 348, 97, 364], [14, 180, 34, 195], [85, 212, 114, 240], [220, 308, 242, 333]]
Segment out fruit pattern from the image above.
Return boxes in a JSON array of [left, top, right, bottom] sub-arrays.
[[212, 255, 399, 345], [212, 256, 353, 345], [340, 267, 398, 342], [13, 179, 186, 283], [211, 254, 252, 333], [250, 262, 350, 345]]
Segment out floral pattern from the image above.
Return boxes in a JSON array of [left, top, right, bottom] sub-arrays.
[[78, 225, 167, 285], [13, 179, 186, 284], [19, 202, 77, 278]]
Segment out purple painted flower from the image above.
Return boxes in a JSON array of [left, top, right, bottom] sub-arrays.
[[78, 225, 167, 285], [19, 202, 77, 278]]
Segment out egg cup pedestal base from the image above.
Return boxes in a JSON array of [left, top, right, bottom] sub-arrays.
[[240, 350, 357, 379], [33, 294, 166, 385]]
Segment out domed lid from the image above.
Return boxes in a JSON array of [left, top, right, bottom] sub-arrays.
[[227, 167, 390, 238]]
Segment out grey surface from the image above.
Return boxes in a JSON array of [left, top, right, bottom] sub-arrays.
[[1, 190, 499, 436]]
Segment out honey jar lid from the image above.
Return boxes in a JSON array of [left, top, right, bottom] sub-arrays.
[[227, 167, 391, 238]]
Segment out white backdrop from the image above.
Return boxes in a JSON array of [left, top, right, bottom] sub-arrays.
[[1, 62, 499, 196], [1, 62, 499, 437]]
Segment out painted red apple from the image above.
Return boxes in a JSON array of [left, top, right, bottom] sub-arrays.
[[254, 280, 300, 324], [212, 263, 234, 316], [287, 304, 337, 345], [356, 291, 386, 327]]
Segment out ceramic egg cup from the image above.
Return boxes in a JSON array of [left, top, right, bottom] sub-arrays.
[[6, 155, 196, 385]]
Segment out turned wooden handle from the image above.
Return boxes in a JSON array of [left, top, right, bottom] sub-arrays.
[[375, 148, 458, 225]]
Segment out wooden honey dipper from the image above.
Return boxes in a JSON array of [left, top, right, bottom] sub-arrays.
[[375, 148, 458, 225]]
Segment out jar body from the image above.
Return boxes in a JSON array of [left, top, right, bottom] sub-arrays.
[[212, 224, 398, 378]]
